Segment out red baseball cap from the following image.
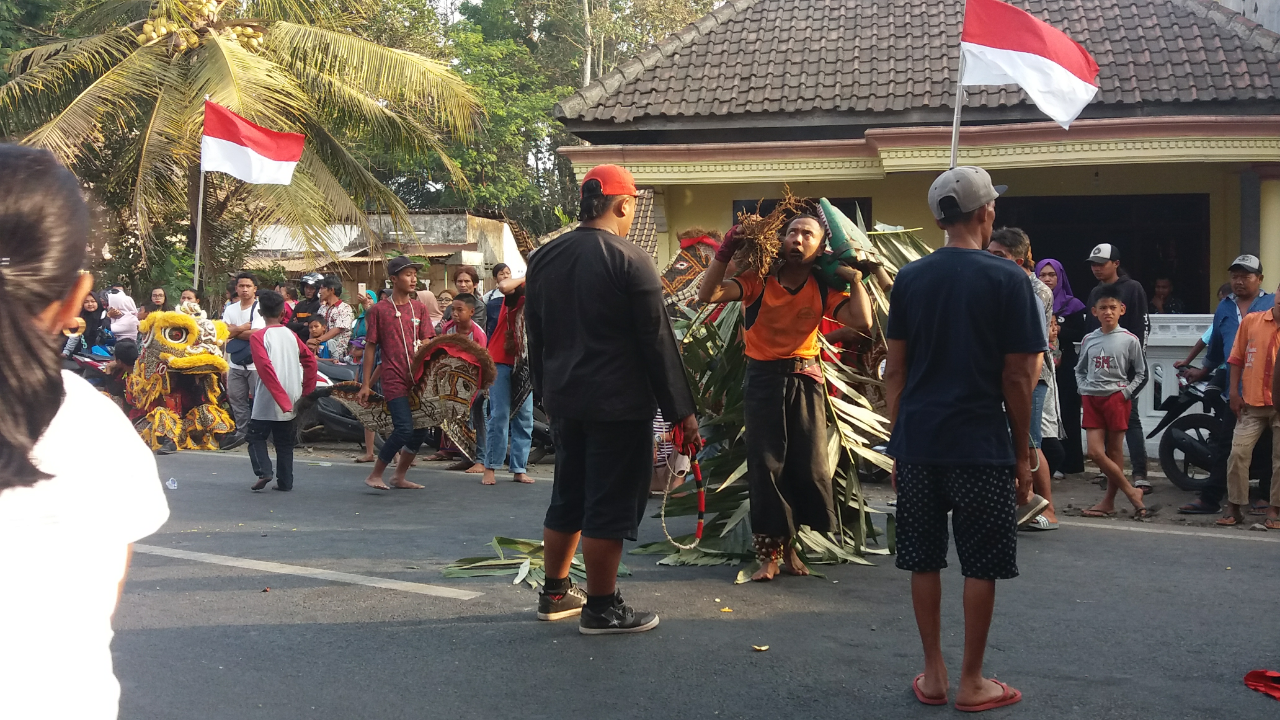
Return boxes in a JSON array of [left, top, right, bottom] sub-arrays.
[[581, 164, 638, 197]]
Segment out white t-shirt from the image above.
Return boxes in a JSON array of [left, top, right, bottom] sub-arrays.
[[223, 298, 267, 371], [253, 326, 306, 422], [0, 372, 170, 720]]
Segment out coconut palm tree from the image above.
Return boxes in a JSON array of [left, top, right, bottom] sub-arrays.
[[0, 0, 480, 278]]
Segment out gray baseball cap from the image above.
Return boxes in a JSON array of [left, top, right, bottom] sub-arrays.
[[927, 166, 1007, 221], [1229, 254, 1263, 274]]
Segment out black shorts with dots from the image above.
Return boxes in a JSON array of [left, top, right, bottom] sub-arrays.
[[894, 463, 1019, 581]]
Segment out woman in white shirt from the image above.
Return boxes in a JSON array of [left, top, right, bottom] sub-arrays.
[[0, 145, 170, 720]]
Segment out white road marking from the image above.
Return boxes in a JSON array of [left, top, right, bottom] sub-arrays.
[[1058, 519, 1280, 543], [134, 544, 483, 600]]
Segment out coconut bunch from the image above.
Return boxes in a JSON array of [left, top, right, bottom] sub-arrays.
[[730, 187, 807, 276], [225, 24, 265, 49]]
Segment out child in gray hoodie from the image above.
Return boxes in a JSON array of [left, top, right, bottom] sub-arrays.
[[1076, 284, 1149, 519]]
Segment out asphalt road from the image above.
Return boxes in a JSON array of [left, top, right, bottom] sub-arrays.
[[114, 449, 1280, 719]]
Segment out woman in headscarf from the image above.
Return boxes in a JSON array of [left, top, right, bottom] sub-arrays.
[[353, 289, 377, 339], [62, 291, 108, 357], [1034, 259, 1087, 474], [106, 289, 139, 342]]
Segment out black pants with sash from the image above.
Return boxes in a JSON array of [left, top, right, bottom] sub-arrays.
[[744, 358, 837, 537]]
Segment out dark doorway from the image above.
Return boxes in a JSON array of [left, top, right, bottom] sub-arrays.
[[994, 194, 1212, 314]]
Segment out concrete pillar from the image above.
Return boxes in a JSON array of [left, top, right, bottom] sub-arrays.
[[1259, 173, 1280, 283]]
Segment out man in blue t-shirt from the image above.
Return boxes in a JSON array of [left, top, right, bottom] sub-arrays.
[[1177, 255, 1272, 514], [884, 166, 1046, 712]]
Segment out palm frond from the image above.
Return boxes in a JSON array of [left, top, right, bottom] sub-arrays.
[[300, 120, 423, 254], [0, 32, 137, 129], [132, 67, 194, 246], [66, 0, 153, 32], [284, 62, 444, 150], [241, 0, 373, 27], [266, 22, 480, 140], [187, 32, 307, 134], [22, 45, 172, 166]]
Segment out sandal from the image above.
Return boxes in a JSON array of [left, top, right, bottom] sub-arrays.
[[1265, 518, 1280, 530], [1249, 500, 1270, 516], [1177, 499, 1221, 515], [1081, 507, 1117, 518], [1215, 515, 1245, 527], [955, 680, 1022, 713], [1132, 506, 1156, 520], [912, 674, 947, 706]]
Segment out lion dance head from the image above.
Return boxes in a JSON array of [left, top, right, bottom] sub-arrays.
[[126, 301, 235, 451]]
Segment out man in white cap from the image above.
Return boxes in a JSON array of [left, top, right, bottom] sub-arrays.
[[884, 166, 1044, 712], [1085, 243, 1152, 491], [1178, 254, 1273, 515]]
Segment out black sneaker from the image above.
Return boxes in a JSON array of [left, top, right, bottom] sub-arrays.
[[537, 584, 586, 621], [578, 592, 659, 635]]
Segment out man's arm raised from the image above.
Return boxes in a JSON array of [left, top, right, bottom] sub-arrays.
[[697, 226, 745, 305]]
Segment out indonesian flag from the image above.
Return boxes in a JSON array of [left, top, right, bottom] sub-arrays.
[[960, 0, 1099, 129], [200, 101, 305, 185]]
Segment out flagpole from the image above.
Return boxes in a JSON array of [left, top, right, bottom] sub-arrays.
[[193, 170, 206, 291], [950, 55, 966, 169]]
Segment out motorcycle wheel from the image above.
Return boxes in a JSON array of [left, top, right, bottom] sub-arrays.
[[1159, 414, 1220, 492]]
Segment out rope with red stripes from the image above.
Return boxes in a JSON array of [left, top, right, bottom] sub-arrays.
[[658, 456, 705, 550]]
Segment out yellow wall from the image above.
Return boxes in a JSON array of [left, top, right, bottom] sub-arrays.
[[659, 162, 1246, 308]]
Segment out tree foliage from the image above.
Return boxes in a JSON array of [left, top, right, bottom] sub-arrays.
[[1, 0, 481, 289]]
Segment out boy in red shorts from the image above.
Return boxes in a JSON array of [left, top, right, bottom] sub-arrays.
[[1076, 284, 1149, 518]]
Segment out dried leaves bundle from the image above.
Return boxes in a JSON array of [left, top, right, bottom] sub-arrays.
[[732, 186, 808, 276]]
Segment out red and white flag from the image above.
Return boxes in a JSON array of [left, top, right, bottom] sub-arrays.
[[200, 101, 304, 185], [960, 0, 1099, 129]]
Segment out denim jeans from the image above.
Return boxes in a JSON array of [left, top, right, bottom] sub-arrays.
[[485, 363, 533, 473], [378, 395, 428, 464], [470, 393, 488, 466], [247, 418, 296, 489]]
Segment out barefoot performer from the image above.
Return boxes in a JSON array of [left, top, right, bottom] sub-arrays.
[[698, 214, 873, 582], [526, 165, 699, 634], [357, 255, 435, 490], [884, 167, 1044, 711]]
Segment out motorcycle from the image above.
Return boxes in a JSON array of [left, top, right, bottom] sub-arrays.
[[296, 361, 382, 451], [1146, 366, 1225, 492]]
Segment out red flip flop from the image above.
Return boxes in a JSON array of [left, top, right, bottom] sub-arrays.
[[913, 674, 947, 706], [1244, 669, 1280, 701], [955, 680, 1022, 713]]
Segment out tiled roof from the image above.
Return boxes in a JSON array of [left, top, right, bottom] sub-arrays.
[[532, 188, 668, 260], [555, 0, 1280, 126]]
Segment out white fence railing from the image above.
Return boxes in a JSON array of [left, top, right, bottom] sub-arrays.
[[1135, 313, 1213, 455]]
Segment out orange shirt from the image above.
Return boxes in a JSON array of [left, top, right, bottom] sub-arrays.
[[733, 271, 849, 361], [1228, 308, 1280, 407]]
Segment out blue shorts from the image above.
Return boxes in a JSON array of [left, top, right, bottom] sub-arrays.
[[1030, 381, 1049, 449]]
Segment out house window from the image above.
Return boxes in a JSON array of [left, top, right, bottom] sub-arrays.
[[732, 197, 873, 228]]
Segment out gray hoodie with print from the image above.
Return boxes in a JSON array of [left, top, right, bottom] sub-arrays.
[[1075, 326, 1146, 399]]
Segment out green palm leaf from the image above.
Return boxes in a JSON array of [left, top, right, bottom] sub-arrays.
[[22, 44, 171, 166], [267, 22, 479, 140]]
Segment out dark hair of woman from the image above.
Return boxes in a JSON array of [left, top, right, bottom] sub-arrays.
[[0, 145, 90, 488], [143, 286, 171, 313], [80, 291, 106, 349]]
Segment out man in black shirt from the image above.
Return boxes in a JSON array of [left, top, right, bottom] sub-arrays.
[[1084, 244, 1151, 490], [886, 166, 1044, 711], [526, 165, 699, 635]]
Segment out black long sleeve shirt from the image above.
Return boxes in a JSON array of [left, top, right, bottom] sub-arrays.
[[1084, 271, 1150, 345], [526, 226, 696, 422]]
